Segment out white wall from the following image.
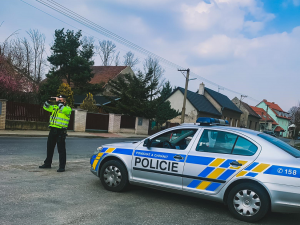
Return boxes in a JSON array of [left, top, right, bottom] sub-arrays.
[[166, 90, 197, 123]]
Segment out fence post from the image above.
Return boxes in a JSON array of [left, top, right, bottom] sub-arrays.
[[135, 117, 149, 135], [74, 109, 87, 132], [108, 113, 121, 133], [0, 99, 8, 130]]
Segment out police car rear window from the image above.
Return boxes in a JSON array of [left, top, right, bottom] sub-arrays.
[[258, 133, 300, 158]]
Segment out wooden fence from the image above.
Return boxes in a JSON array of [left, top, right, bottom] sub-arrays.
[[86, 112, 109, 131], [120, 115, 136, 129], [6, 101, 50, 122]]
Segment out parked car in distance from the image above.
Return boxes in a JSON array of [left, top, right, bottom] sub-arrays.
[[263, 130, 277, 137]]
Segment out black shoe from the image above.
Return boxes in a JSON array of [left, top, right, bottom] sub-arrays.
[[57, 168, 65, 172], [39, 164, 51, 169]]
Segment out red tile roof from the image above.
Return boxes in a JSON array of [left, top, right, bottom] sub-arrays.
[[90, 66, 127, 84], [59, 66, 128, 88], [262, 99, 283, 111], [274, 126, 285, 132], [250, 106, 278, 125], [261, 99, 290, 120]]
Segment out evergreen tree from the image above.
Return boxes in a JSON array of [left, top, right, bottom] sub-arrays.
[[39, 70, 62, 103], [57, 83, 74, 108], [160, 81, 173, 101], [79, 93, 98, 112], [155, 101, 180, 127], [104, 70, 157, 118], [47, 29, 94, 90]]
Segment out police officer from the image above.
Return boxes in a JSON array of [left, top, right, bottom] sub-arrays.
[[39, 95, 72, 172]]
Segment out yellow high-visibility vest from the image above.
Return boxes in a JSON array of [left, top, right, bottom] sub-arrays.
[[43, 101, 72, 129]]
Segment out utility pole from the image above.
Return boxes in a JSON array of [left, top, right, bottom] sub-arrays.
[[239, 95, 248, 109], [178, 68, 190, 124], [265, 105, 269, 131]]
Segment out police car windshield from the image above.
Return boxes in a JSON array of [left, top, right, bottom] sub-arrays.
[[258, 133, 300, 158]]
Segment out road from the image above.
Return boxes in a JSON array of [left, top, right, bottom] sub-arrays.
[[1, 137, 299, 225]]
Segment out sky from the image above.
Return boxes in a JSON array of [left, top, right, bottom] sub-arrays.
[[1, 0, 300, 111]]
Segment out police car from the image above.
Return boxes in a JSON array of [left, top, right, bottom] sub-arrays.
[[90, 117, 300, 222]]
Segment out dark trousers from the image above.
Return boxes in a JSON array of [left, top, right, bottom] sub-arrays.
[[44, 127, 67, 168]]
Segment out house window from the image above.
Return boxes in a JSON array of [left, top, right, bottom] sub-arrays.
[[249, 121, 252, 129]]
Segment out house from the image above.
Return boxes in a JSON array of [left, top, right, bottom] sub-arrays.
[[61, 66, 135, 95], [89, 66, 135, 95], [250, 106, 278, 132], [166, 83, 242, 126], [232, 97, 261, 130], [256, 99, 291, 137], [74, 95, 120, 113]]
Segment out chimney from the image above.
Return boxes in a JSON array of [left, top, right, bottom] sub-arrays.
[[272, 102, 275, 104], [198, 82, 205, 95], [263, 99, 267, 102]]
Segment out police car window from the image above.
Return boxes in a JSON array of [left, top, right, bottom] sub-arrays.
[[150, 129, 197, 150], [232, 137, 257, 156], [258, 133, 300, 158], [196, 130, 237, 154]]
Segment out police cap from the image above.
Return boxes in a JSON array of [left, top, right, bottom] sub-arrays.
[[58, 94, 67, 99]]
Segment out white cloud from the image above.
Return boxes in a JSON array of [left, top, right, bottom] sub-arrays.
[[293, 0, 300, 6], [181, 0, 274, 34]]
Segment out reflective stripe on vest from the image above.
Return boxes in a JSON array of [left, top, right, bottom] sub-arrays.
[[50, 116, 70, 122], [49, 106, 71, 129]]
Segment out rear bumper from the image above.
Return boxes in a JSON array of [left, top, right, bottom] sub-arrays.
[[265, 183, 300, 213]]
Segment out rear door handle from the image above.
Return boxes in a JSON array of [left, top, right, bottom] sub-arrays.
[[230, 161, 242, 167], [174, 155, 184, 160]]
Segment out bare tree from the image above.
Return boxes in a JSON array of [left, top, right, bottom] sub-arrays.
[[143, 56, 165, 101], [144, 56, 165, 78], [27, 29, 46, 84], [96, 40, 117, 66], [114, 51, 120, 66], [123, 51, 139, 68], [0, 29, 47, 88], [289, 104, 300, 125]]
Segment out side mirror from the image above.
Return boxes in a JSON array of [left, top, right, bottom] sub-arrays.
[[143, 138, 151, 148]]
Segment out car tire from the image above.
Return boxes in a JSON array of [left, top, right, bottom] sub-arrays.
[[100, 160, 128, 192], [227, 183, 270, 222]]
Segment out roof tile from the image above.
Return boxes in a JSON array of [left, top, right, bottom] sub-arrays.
[[177, 87, 221, 116], [205, 88, 242, 113]]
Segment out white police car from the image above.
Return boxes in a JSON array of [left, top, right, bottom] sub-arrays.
[[90, 117, 300, 222]]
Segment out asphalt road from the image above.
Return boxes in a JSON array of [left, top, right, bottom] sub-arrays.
[[1, 137, 300, 225]]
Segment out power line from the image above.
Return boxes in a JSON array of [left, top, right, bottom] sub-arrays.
[[22, 0, 259, 102]]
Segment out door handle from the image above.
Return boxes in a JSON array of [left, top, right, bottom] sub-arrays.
[[173, 155, 184, 160], [230, 161, 242, 167]]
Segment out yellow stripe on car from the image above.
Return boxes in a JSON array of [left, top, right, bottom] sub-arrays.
[[236, 171, 248, 177], [196, 181, 211, 190], [209, 158, 226, 167], [106, 148, 116, 153], [252, 163, 270, 173], [207, 168, 226, 179]]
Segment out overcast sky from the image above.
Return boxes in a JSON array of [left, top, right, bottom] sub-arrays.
[[1, 0, 300, 111]]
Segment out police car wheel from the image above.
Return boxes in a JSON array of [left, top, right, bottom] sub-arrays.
[[100, 160, 128, 192], [227, 183, 269, 222]]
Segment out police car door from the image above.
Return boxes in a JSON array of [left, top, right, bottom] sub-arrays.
[[183, 128, 260, 194], [132, 128, 199, 190]]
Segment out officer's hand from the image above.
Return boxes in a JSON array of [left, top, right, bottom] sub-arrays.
[[51, 97, 59, 101]]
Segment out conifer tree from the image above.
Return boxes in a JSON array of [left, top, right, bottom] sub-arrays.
[[57, 83, 74, 108], [79, 93, 99, 113]]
